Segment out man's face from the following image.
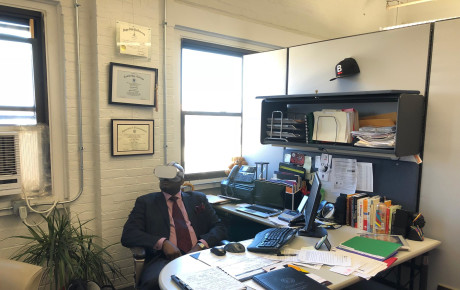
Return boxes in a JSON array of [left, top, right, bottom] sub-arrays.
[[159, 178, 184, 195]]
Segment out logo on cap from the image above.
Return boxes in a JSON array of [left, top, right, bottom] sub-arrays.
[[330, 58, 360, 81]]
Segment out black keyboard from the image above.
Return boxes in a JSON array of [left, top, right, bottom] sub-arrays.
[[247, 227, 298, 253], [246, 205, 280, 214]]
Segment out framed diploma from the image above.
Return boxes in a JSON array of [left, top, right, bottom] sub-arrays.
[[111, 119, 154, 156], [109, 62, 158, 107], [116, 21, 151, 58]]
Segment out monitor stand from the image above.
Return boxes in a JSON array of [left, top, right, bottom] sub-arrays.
[[297, 223, 327, 238]]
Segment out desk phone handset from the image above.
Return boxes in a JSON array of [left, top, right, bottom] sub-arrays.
[[289, 214, 305, 226], [227, 165, 241, 182]]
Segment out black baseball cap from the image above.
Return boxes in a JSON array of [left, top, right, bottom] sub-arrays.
[[330, 58, 360, 81]]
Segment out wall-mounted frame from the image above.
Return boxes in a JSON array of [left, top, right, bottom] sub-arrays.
[[111, 119, 154, 156], [109, 62, 158, 107]]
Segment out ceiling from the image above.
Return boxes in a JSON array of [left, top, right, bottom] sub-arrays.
[[176, 0, 460, 39]]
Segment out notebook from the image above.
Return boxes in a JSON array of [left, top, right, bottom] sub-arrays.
[[337, 236, 401, 261], [252, 267, 328, 290]]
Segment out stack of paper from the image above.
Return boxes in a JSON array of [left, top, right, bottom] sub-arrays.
[[351, 126, 396, 148], [312, 109, 359, 143]]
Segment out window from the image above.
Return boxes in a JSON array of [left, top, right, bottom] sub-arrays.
[[0, 6, 51, 197], [0, 5, 47, 125], [181, 40, 253, 178]]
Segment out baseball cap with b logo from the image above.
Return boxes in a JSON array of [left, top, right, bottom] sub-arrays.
[[330, 58, 360, 81]]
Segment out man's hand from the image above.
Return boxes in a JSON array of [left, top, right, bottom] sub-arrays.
[[162, 240, 182, 260], [187, 244, 203, 254]]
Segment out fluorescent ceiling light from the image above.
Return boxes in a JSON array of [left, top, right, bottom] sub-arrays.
[[381, 16, 456, 30], [386, 0, 435, 9]]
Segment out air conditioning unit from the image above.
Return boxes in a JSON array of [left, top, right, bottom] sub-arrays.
[[0, 132, 22, 196]]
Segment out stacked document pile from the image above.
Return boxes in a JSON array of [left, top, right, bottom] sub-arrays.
[[312, 109, 359, 143], [351, 126, 396, 148]]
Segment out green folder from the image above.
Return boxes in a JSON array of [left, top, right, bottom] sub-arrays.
[[337, 236, 401, 261]]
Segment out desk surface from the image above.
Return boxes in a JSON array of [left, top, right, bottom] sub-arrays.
[[215, 202, 283, 227], [159, 226, 440, 289]]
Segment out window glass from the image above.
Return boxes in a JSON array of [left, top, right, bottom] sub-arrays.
[[182, 49, 242, 113], [181, 41, 251, 177], [0, 40, 36, 108], [184, 115, 241, 174]]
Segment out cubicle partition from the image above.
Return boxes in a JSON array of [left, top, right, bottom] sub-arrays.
[[283, 148, 421, 212]]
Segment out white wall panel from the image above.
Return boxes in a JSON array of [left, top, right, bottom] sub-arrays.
[[242, 49, 287, 178], [288, 24, 431, 95], [420, 18, 460, 290]]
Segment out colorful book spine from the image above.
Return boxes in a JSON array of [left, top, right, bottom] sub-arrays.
[[354, 194, 368, 228], [368, 196, 380, 233], [363, 197, 369, 231], [357, 198, 364, 230], [346, 193, 357, 226], [385, 207, 390, 234]]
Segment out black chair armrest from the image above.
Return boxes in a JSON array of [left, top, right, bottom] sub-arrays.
[[129, 247, 146, 288], [130, 247, 146, 260]]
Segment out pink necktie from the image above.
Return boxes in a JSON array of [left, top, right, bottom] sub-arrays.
[[170, 196, 192, 253]]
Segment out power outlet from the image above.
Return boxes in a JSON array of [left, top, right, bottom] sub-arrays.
[[12, 200, 28, 216]]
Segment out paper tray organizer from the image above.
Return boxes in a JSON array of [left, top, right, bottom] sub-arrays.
[[265, 111, 306, 142]]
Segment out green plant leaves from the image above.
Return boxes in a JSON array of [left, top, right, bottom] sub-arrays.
[[9, 208, 123, 289]]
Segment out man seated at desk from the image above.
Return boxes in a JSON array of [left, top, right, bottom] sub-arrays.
[[121, 162, 227, 289]]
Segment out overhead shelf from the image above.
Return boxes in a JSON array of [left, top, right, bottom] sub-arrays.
[[257, 90, 426, 159]]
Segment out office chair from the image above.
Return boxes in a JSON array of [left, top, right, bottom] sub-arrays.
[[0, 259, 44, 290]]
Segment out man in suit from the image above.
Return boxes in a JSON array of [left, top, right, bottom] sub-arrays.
[[121, 162, 227, 289]]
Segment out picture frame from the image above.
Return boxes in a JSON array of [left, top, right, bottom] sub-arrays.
[[111, 119, 154, 156], [109, 62, 158, 107]]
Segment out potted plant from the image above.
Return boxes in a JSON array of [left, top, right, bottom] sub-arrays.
[[10, 207, 123, 289]]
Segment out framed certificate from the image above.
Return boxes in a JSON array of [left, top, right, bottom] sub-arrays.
[[109, 62, 158, 107], [111, 119, 154, 156]]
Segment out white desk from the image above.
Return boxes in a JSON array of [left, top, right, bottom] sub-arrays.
[[158, 226, 440, 289]]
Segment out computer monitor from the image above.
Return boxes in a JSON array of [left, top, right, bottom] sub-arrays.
[[253, 180, 285, 209], [298, 172, 327, 238]]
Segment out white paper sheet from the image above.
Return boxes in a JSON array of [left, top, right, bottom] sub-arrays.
[[356, 162, 373, 192], [331, 158, 357, 195], [299, 250, 351, 266], [175, 267, 245, 290]]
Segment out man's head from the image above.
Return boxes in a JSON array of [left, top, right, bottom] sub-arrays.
[[154, 162, 185, 195]]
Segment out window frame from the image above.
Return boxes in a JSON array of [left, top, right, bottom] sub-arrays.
[[0, 5, 48, 125], [180, 39, 254, 180]]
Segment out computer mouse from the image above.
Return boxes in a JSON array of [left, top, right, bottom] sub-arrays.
[[210, 247, 226, 256], [224, 242, 246, 253]]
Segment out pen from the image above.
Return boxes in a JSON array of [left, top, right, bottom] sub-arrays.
[[413, 212, 422, 223], [286, 264, 309, 273], [277, 253, 297, 256]]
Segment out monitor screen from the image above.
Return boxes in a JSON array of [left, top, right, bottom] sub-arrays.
[[299, 172, 327, 238], [253, 180, 285, 209], [296, 195, 308, 213]]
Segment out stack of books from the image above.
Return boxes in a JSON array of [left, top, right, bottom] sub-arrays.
[[346, 193, 402, 234]]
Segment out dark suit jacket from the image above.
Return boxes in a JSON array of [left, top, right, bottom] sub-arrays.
[[121, 191, 227, 261]]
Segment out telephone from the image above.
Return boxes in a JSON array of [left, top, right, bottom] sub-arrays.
[[289, 214, 305, 226], [227, 165, 241, 182], [221, 165, 256, 202]]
